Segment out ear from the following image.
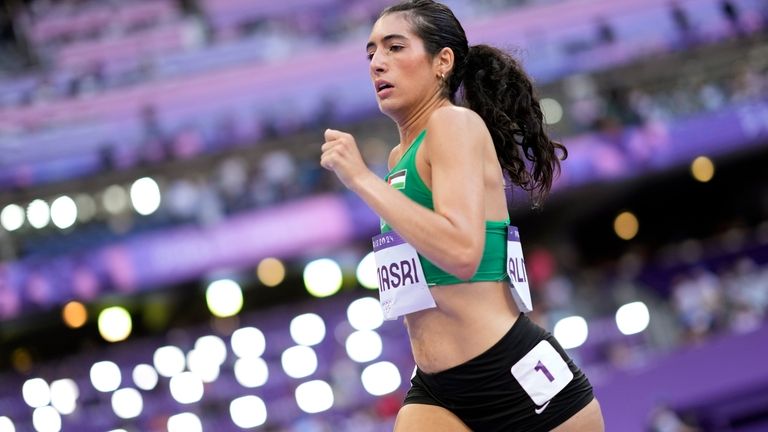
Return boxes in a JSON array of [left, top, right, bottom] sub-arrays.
[[434, 47, 455, 77]]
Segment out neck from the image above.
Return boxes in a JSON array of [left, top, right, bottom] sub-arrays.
[[396, 91, 451, 148]]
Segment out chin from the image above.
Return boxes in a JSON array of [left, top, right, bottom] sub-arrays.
[[377, 99, 403, 120]]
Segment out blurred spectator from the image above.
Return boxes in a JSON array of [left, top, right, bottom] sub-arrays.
[[649, 404, 701, 432], [671, 267, 724, 342]]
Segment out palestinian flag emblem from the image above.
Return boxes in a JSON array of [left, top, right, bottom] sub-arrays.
[[388, 169, 407, 190]]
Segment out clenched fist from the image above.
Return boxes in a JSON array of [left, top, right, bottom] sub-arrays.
[[320, 129, 373, 190]]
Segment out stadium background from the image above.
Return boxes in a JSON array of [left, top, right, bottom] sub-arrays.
[[0, 0, 767, 430]]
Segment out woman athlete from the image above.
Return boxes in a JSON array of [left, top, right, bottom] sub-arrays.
[[320, 1, 605, 430]]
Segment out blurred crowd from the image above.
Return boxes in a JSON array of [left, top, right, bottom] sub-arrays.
[[1, 0, 566, 109]]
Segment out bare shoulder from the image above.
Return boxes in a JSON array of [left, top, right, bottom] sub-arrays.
[[425, 106, 488, 151], [428, 105, 485, 130]]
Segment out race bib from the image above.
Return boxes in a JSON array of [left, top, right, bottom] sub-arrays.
[[372, 231, 436, 320], [510, 340, 573, 406], [507, 226, 533, 312]]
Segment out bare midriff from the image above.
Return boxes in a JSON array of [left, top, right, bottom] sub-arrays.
[[404, 280, 521, 374]]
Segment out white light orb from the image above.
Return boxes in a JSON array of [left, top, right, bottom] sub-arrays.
[[194, 335, 228, 366], [347, 297, 383, 331], [206, 279, 243, 318], [111, 388, 143, 419], [49, 379, 78, 415], [50, 196, 77, 229], [132, 364, 159, 391], [169, 372, 204, 404], [295, 380, 334, 414], [130, 177, 162, 216], [303, 258, 342, 298], [97, 307, 132, 343], [234, 357, 269, 388], [540, 97, 564, 125], [361, 361, 402, 396], [356, 252, 379, 289], [22, 378, 50, 408], [1, 204, 25, 231], [230, 395, 268, 429], [27, 199, 50, 229], [153, 345, 186, 378], [167, 413, 202, 432], [231, 327, 266, 359], [0, 417, 14, 432], [187, 349, 220, 383], [32, 406, 61, 432], [345, 330, 383, 363], [90, 361, 122, 393], [553, 316, 589, 349], [289, 313, 326, 346], [281, 346, 318, 379], [616, 301, 650, 335]]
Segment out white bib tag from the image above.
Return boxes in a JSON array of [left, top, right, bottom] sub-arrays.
[[510, 340, 574, 406], [507, 225, 533, 312], [372, 231, 437, 320]]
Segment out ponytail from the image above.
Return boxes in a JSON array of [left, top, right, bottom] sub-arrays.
[[461, 45, 566, 208]]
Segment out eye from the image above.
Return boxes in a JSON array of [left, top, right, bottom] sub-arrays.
[[389, 45, 403, 53], [367, 51, 375, 61]]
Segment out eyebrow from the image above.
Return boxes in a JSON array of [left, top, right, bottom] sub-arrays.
[[366, 34, 408, 51]]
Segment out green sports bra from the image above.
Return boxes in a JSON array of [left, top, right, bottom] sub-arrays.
[[380, 129, 510, 286]]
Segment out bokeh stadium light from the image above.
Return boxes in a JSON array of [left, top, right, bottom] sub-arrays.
[[554, 316, 589, 349], [691, 156, 715, 182], [130, 177, 162, 216], [111, 388, 143, 419], [49, 379, 78, 415], [616, 301, 651, 335], [90, 361, 121, 393], [230, 395, 268, 429], [355, 252, 379, 290], [153, 345, 186, 378], [345, 330, 383, 363], [303, 258, 343, 297], [281, 346, 318, 379], [206, 279, 244, 318], [614, 211, 639, 241], [22, 378, 50, 408], [295, 380, 334, 414], [98, 307, 133, 343], [27, 199, 50, 229], [346, 297, 384, 331], [234, 357, 269, 388], [257, 257, 286, 287], [0, 203, 25, 232], [361, 361, 402, 396], [132, 364, 159, 391], [50, 196, 77, 229], [289, 313, 325, 346], [231, 327, 266, 359]]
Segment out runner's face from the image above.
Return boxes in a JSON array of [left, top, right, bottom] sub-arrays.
[[367, 13, 439, 117]]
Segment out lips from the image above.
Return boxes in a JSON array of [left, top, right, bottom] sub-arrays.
[[375, 80, 394, 94]]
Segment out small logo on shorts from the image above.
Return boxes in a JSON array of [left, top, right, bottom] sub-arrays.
[[534, 400, 551, 415]]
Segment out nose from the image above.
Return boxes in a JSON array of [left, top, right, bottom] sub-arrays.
[[369, 50, 386, 76]]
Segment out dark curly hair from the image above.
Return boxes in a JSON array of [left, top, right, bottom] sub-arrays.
[[380, 0, 567, 207]]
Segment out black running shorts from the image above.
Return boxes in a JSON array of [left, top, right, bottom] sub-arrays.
[[403, 314, 595, 431]]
